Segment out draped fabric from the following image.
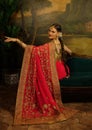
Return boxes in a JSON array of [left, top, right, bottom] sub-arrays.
[[14, 43, 77, 125]]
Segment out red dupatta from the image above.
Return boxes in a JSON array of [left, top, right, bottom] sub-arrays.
[[14, 42, 77, 125]]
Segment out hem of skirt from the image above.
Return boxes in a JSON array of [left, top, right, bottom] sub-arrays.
[[13, 109, 79, 125]]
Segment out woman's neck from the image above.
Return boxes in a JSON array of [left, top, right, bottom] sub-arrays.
[[53, 39, 60, 45]]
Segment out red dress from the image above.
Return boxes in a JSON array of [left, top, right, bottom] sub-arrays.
[[14, 43, 77, 125], [56, 60, 70, 79]]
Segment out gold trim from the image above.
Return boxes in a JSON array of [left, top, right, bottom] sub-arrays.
[[49, 42, 63, 108], [14, 45, 33, 124]]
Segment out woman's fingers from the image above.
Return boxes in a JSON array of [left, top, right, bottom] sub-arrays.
[[4, 36, 14, 42], [5, 36, 10, 38], [4, 38, 11, 42], [4, 36, 17, 43]]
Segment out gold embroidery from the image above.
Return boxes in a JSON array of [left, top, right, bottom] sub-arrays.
[[43, 104, 48, 109]]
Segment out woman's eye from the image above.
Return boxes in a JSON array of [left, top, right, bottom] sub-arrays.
[[52, 31, 55, 33]]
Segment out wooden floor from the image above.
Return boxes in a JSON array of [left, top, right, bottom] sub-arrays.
[[0, 85, 92, 130]]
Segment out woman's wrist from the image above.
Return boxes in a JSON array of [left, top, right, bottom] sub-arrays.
[[70, 51, 72, 55], [16, 38, 22, 44], [15, 38, 26, 49], [16, 38, 19, 42]]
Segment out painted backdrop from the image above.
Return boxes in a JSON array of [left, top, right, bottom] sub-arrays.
[[16, 0, 92, 56]]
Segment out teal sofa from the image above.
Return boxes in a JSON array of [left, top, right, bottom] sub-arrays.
[[60, 55, 92, 102], [60, 56, 92, 86]]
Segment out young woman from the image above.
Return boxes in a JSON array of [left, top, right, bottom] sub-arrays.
[[48, 23, 72, 79], [5, 23, 77, 125]]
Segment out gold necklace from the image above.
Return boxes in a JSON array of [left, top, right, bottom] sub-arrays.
[[54, 40, 61, 54]]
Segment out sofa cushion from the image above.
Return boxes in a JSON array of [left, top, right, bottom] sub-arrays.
[[67, 57, 92, 72]]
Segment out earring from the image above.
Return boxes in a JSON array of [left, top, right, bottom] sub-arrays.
[[59, 32, 62, 38]]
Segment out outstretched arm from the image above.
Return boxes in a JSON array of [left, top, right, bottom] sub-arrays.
[[4, 36, 27, 49]]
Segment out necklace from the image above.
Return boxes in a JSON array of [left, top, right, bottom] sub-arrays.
[[54, 40, 61, 55]]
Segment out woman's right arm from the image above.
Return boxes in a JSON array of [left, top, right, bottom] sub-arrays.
[[4, 36, 27, 49]]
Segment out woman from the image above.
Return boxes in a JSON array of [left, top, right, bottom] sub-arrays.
[[48, 24, 72, 79], [5, 23, 77, 125]]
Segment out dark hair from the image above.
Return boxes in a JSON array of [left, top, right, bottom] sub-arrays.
[[50, 23, 69, 76], [50, 23, 62, 32]]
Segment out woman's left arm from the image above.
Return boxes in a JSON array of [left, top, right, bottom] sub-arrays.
[[64, 44, 72, 55]]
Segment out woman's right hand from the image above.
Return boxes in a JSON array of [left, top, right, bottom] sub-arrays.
[[4, 36, 17, 43], [4, 36, 27, 49]]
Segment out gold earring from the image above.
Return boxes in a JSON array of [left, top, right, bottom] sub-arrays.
[[59, 32, 62, 38]]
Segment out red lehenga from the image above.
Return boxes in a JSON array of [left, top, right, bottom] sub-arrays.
[[14, 42, 77, 125]]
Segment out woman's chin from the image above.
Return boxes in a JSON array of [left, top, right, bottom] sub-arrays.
[[49, 37, 53, 40]]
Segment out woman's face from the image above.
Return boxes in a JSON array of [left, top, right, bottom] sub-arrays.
[[48, 26, 59, 40]]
